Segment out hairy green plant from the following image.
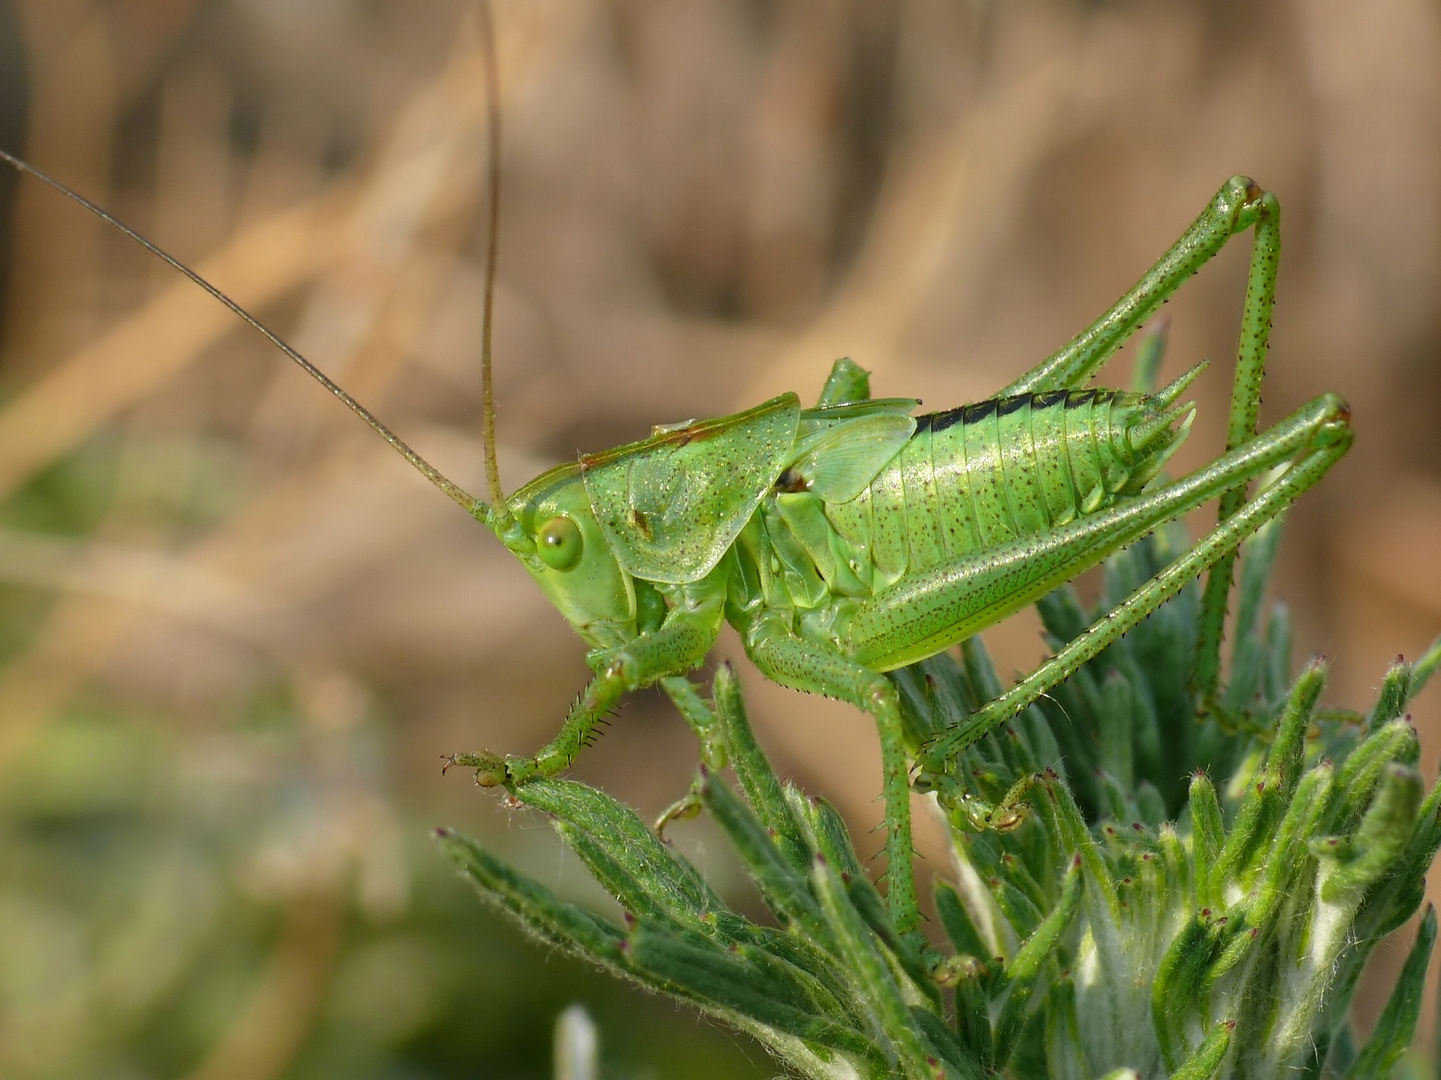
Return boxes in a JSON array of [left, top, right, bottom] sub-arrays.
[[440, 520, 1441, 1079]]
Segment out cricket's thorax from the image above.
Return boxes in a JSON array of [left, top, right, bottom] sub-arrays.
[[730, 389, 1193, 632]]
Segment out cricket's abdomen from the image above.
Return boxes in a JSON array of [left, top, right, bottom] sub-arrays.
[[822, 389, 1191, 591]]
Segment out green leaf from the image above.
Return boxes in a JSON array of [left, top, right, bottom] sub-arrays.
[[1225, 515, 1285, 712], [1188, 770, 1225, 913], [437, 829, 625, 961], [1265, 659, 1326, 795], [1248, 762, 1333, 928], [935, 880, 988, 960], [993, 855, 1083, 1067], [1170, 1020, 1234, 1080], [1212, 758, 1282, 893], [1334, 721, 1419, 828], [1152, 916, 1225, 1071], [627, 924, 881, 1061], [810, 854, 942, 1080], [700, 769, 828, 940], [714, 662, 812, 875], [1341, 905, 1436, 1079], [554, 822, 699, 933], [1409, 635, 1441, 698], [1099, 670, 1136, 789], [513, 778, 720, 922], [1366, 658, 1413, 733], [1319, 765, 1423, 903], [910, 1006, 987, 1080]]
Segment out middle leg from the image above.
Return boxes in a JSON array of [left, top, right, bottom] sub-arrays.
[[993, 176, 1287, 701], [451, 591, 725, 787], [738, 608, 923, 938]]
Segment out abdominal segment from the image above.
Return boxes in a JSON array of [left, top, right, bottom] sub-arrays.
[[762, 389, 1193, 607]]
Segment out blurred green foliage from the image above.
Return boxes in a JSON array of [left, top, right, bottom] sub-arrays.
[[0, 436, 771, 1078]]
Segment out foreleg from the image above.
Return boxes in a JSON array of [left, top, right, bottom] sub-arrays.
[[738, 610, 922, 936], [452, 590, 724, 787]]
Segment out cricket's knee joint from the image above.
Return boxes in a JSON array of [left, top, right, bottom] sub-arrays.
[[1224, 174, 1261, 204], [1311, 395, 1353, 447], [865, 678, 897, 713], [595, 648, 640, 686]]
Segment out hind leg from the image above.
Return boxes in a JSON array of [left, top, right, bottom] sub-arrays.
[[998, 176, 1285, 706], [916, 400, 1350, 776], [1004, 176, 1274, 397]]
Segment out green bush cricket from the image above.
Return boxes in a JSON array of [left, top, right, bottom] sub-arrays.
[[0, 7, 1352, 945]]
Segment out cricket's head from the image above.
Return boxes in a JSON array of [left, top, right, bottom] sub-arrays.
[[488, 464, 635, 638]]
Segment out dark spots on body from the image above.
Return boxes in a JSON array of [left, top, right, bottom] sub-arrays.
[[630, 508, 652, 539]]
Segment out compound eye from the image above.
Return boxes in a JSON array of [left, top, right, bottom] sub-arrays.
[[536, 515, 583, 571]]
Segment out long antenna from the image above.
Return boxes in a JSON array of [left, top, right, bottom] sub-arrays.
[[475, 0, 511, 526], [0, 147, 486, 518]]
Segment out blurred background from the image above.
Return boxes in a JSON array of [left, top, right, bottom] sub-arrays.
[[0, 0, 1437, 1076]]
